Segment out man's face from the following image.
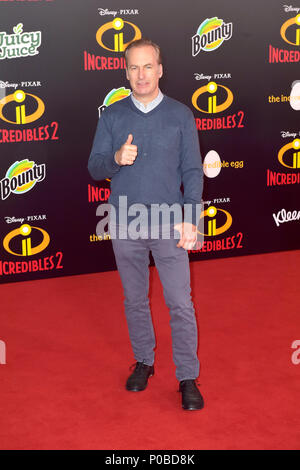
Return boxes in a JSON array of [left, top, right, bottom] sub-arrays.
[[126, 45, 163, 103]]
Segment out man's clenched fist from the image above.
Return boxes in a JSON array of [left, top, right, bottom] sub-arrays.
[[174, 222, 197, 251], [114, 134, 138, 166]]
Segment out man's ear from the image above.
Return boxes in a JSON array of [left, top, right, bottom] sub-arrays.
[[159, 64, 163, 78], [126, 67, 129, 80]]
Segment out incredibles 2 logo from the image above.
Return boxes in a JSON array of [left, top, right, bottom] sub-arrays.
[[189, 205, 244, 254], [278, 139, 300, 169], [3, 224, 49, 257], [0, 90, 59, 143], [267, 139, 300, 187], [0, 89, 44, 124], [192, 82, 245, 131], [84, 17, 141, 71], [198, 205, 232, 236], [96, 17, 141, 52], [1, 224, 63, 277], [281, 14, 300, 45], [192, 81, 233, 113], [269, 15, 300, 63]]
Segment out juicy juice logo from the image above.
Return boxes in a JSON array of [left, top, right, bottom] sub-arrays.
[[0, 23, 42, 60], [98, 87, 131, 115], [192, 17, 233, 56]]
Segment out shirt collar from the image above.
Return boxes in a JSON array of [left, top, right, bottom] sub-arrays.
[[131, 89, 164, 113]]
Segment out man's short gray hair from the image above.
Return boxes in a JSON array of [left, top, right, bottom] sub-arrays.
[[124, 38, 162, 67]]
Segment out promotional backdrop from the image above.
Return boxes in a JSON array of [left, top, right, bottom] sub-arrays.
[[1, 0, 300, 284]]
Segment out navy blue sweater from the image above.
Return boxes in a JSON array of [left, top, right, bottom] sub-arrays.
[[88, 95, 203, 225]]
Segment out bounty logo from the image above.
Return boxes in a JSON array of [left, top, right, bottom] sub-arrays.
[[98, 87, 131, 116], [280, 14, 300, 46], [96, 17, 141, 52], [278, 139, 300, 169], [192, 17, 233, 56], [0, 159, 46, 200], [198, 206, 232, 236], [0, 23, 42, 60], [0, 89, 45, 124]]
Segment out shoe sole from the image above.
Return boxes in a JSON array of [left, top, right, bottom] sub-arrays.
[[182, 404, 204, 410], [126, 386, 146, 392]]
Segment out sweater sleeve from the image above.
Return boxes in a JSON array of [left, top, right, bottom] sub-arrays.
[[87, 112, 120, 181], [180, 109, 203, 227]]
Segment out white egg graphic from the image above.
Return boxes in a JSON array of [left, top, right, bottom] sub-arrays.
[[203, 150, 222, 178], [290, 80, 300, 110]]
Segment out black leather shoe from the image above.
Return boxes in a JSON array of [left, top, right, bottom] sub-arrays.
[[179, 380, 204, 410], [126, 362, 154, 391]]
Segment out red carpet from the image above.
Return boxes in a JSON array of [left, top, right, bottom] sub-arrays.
[[0, 250, 300, 450]]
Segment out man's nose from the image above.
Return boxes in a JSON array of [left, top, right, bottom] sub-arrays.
[[138, 68, 145, 79]]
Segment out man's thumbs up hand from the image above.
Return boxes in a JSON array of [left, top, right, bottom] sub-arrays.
[[115, 134, 138, 166], [126, 134, 133, 145]]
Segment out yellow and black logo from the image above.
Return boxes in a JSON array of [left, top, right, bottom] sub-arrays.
[[192, 81, 233, 113], [0, 90, 45, 125], [198, 206, 232, 236], [280, 14, 300, 46], [96, 17, 141, 52], [278, 139, 300, 169], [3, 224, 50, 256]]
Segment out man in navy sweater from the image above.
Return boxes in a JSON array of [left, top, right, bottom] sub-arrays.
[[88, 39, 204, 410]]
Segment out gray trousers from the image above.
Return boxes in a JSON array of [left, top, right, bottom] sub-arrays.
[[112, 234, 200, 382]]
